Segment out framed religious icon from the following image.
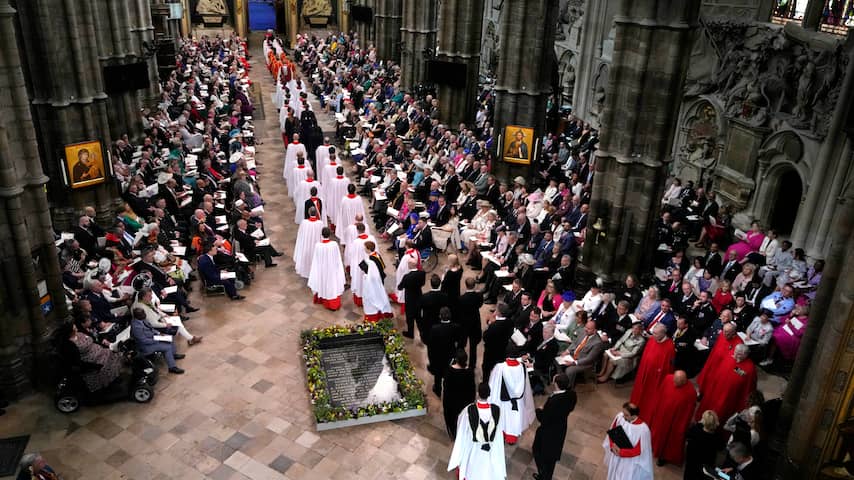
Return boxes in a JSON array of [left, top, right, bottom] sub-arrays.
[[64, 140, 106, 189], [502, 125, 535, 165]]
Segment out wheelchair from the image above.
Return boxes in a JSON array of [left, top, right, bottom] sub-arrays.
[[420, 247, 438, 273]]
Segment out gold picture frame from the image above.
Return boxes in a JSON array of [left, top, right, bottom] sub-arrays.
[[64, 140, 106, 189], [502, 125, 534, 165]]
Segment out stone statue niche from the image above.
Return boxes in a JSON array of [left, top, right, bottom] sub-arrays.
[[194, 0, 231, 27], [675, 101, 721, 185], [556, 0, 584, 44]]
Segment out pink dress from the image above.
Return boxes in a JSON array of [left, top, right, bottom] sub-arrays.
[[728, 231, 765, 261], [772, 315, 808, 360]]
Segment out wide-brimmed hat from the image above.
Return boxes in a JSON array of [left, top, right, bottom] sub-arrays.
[[513, 176, 526, 186]]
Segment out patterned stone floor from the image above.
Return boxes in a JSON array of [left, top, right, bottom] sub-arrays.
[[0, 40, 786, 480]]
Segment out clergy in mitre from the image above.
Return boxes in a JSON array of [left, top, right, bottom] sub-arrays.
[[347, 223, 375, 304], [308, 227, 346, 311], [603, 402, 654, 480], [324, 166, 350, 228], [315, 138, 334, 174], [359, 240, 393, 322], [283, 132, 307, 184], [294, 207, 324, 279], [336, 183, 366, 235], [487, 339, 535, 445], [289, 155, 313, 198], [448, 382, 506, 480], [294, 172, 322, 224]]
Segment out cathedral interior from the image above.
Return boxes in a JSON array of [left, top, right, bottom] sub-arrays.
[[0, 0, 852, 479]]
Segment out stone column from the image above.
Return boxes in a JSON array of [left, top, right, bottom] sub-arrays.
[[435, 0, 484, 127], [578, 0, 701, 282], [0, 2, 67, 396], [491, 0, 559, 182], [353, 0, 376, 48], [775, 181, 854, 478], [374, 0, 402, 62], [399, 0, 438, 91], [132, 0, 163, 108], [15, 0, 120, 228]]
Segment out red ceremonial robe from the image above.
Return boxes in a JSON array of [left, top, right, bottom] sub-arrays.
[[648, 374, 697, 464], [630, 337, 675, 421], [696, 334, 743, 392], [694, 356, 757, 422]]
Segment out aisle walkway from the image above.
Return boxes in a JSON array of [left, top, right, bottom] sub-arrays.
[[0, 40, 736, 480]]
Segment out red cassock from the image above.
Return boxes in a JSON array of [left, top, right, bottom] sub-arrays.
[[694, 355, 757, 422], [630, 338, 675, 421], [648, 374, 697, 464], [696, 334, 743, 392]]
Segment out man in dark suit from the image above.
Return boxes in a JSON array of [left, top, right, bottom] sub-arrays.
[[688, 291, 716, 336], [397, 258, 426, 339], [411, 218, 433, 252], [532, 373, 576, 480], [644, 298, 677, 336], [418, 274, 449, 344], [705, 243, 724, 278], [723, 442, 759, 480], [721, 249, 742, 283], [457, 277, 483, 369], [72, 214, 99, 255], [233, 219, 281, 267], [513, 291, 534, 330], [502, 279, 524, 317], [197, 242, 244, 300], [134, 247, 196, 312], [672, 315, 698, 376], [481, 303, 514, 381], [443, 168, 461, 206], [521, 307, 544, 355], [427, 307, 463, 397], [432, 196, 451, 227]]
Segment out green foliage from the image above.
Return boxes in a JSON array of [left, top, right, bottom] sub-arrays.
[[301, 320, 426, 423]]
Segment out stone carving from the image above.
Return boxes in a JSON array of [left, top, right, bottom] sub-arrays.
[[588, 64, 608, 126], [197, 0, 227, 15], [303, 0, 332, 17], [684, 103, 720, 169], [685, 20, 848, 138], [556, 0, 584, 42], [558, 51, 576, 102]]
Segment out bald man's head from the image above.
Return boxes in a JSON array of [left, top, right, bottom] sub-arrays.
[[673, 370, 688, 387]]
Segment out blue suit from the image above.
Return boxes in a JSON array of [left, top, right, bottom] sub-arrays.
[[643, 307, 676, 336], [131, 318, 178, 368], [198, 253, 237, 297], [760, 292, 795, 324]]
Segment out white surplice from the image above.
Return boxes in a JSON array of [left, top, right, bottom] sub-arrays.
[[323, 176, 350, 225], [307, 239, 345, 300], [447, 402, 506, 480], [602, 413, 654, 480], [487, 359, 535, 439], [347, 233, 376, 298], [315, 144, 333, 174], [293, 217, 324, 278], [362, 254, 392, 316], [283, 142, 307, 184], [336, 194, 366, 233], [288, 164, 313, 198], [321, 161, 339, 188], [294, 178, 323, 225]]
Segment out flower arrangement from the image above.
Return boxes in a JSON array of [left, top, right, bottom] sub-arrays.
[[301, 320, 426, 424]]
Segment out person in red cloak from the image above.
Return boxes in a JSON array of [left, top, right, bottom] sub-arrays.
[[630, 323, 675, 421], [695, 343, 757, 422], [647, 370, 697, 466], [696, 322, 743, 392]]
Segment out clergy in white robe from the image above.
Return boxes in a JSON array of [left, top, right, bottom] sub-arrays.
[[347, 224, 375, 304], [336, 184, 367, 234], [320, 154, 340, 187], [448, 383, 506, 480], [283, 134, 307, 184], [289, 157, 313, 197], [340, 212, 370, 247], [487, 342, 535, 445], [602, 405, 654, 480], [307, 227, 346, 311], [324, 168, 350, 226], [294, 174, 322, 224], [360, 241, 393, 322], [294, 208, 325, 279], [315, 140, 333, 175]]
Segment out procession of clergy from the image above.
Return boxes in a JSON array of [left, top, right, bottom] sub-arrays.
[[267, 34, 762, 480]]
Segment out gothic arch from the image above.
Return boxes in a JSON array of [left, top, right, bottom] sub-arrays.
[[557, 50, 577, 105], [588, 63, 609, 126], [751, 130, 809, 232]]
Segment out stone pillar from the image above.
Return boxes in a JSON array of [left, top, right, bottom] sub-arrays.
[[435, 0, 484, 127], [492, 0, 559, 183], [578, 0, 701, 282], [776, 181, 854, 478], [802, 0, 824, 30], [374, 0, 402, 62], [14, 0, 121, 228], [132, 0, 162, 108], [353, 0, 376, 48], [338, 1, 349, 36], [399, 0, 437, 91], [0, 2, 67, 396]]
